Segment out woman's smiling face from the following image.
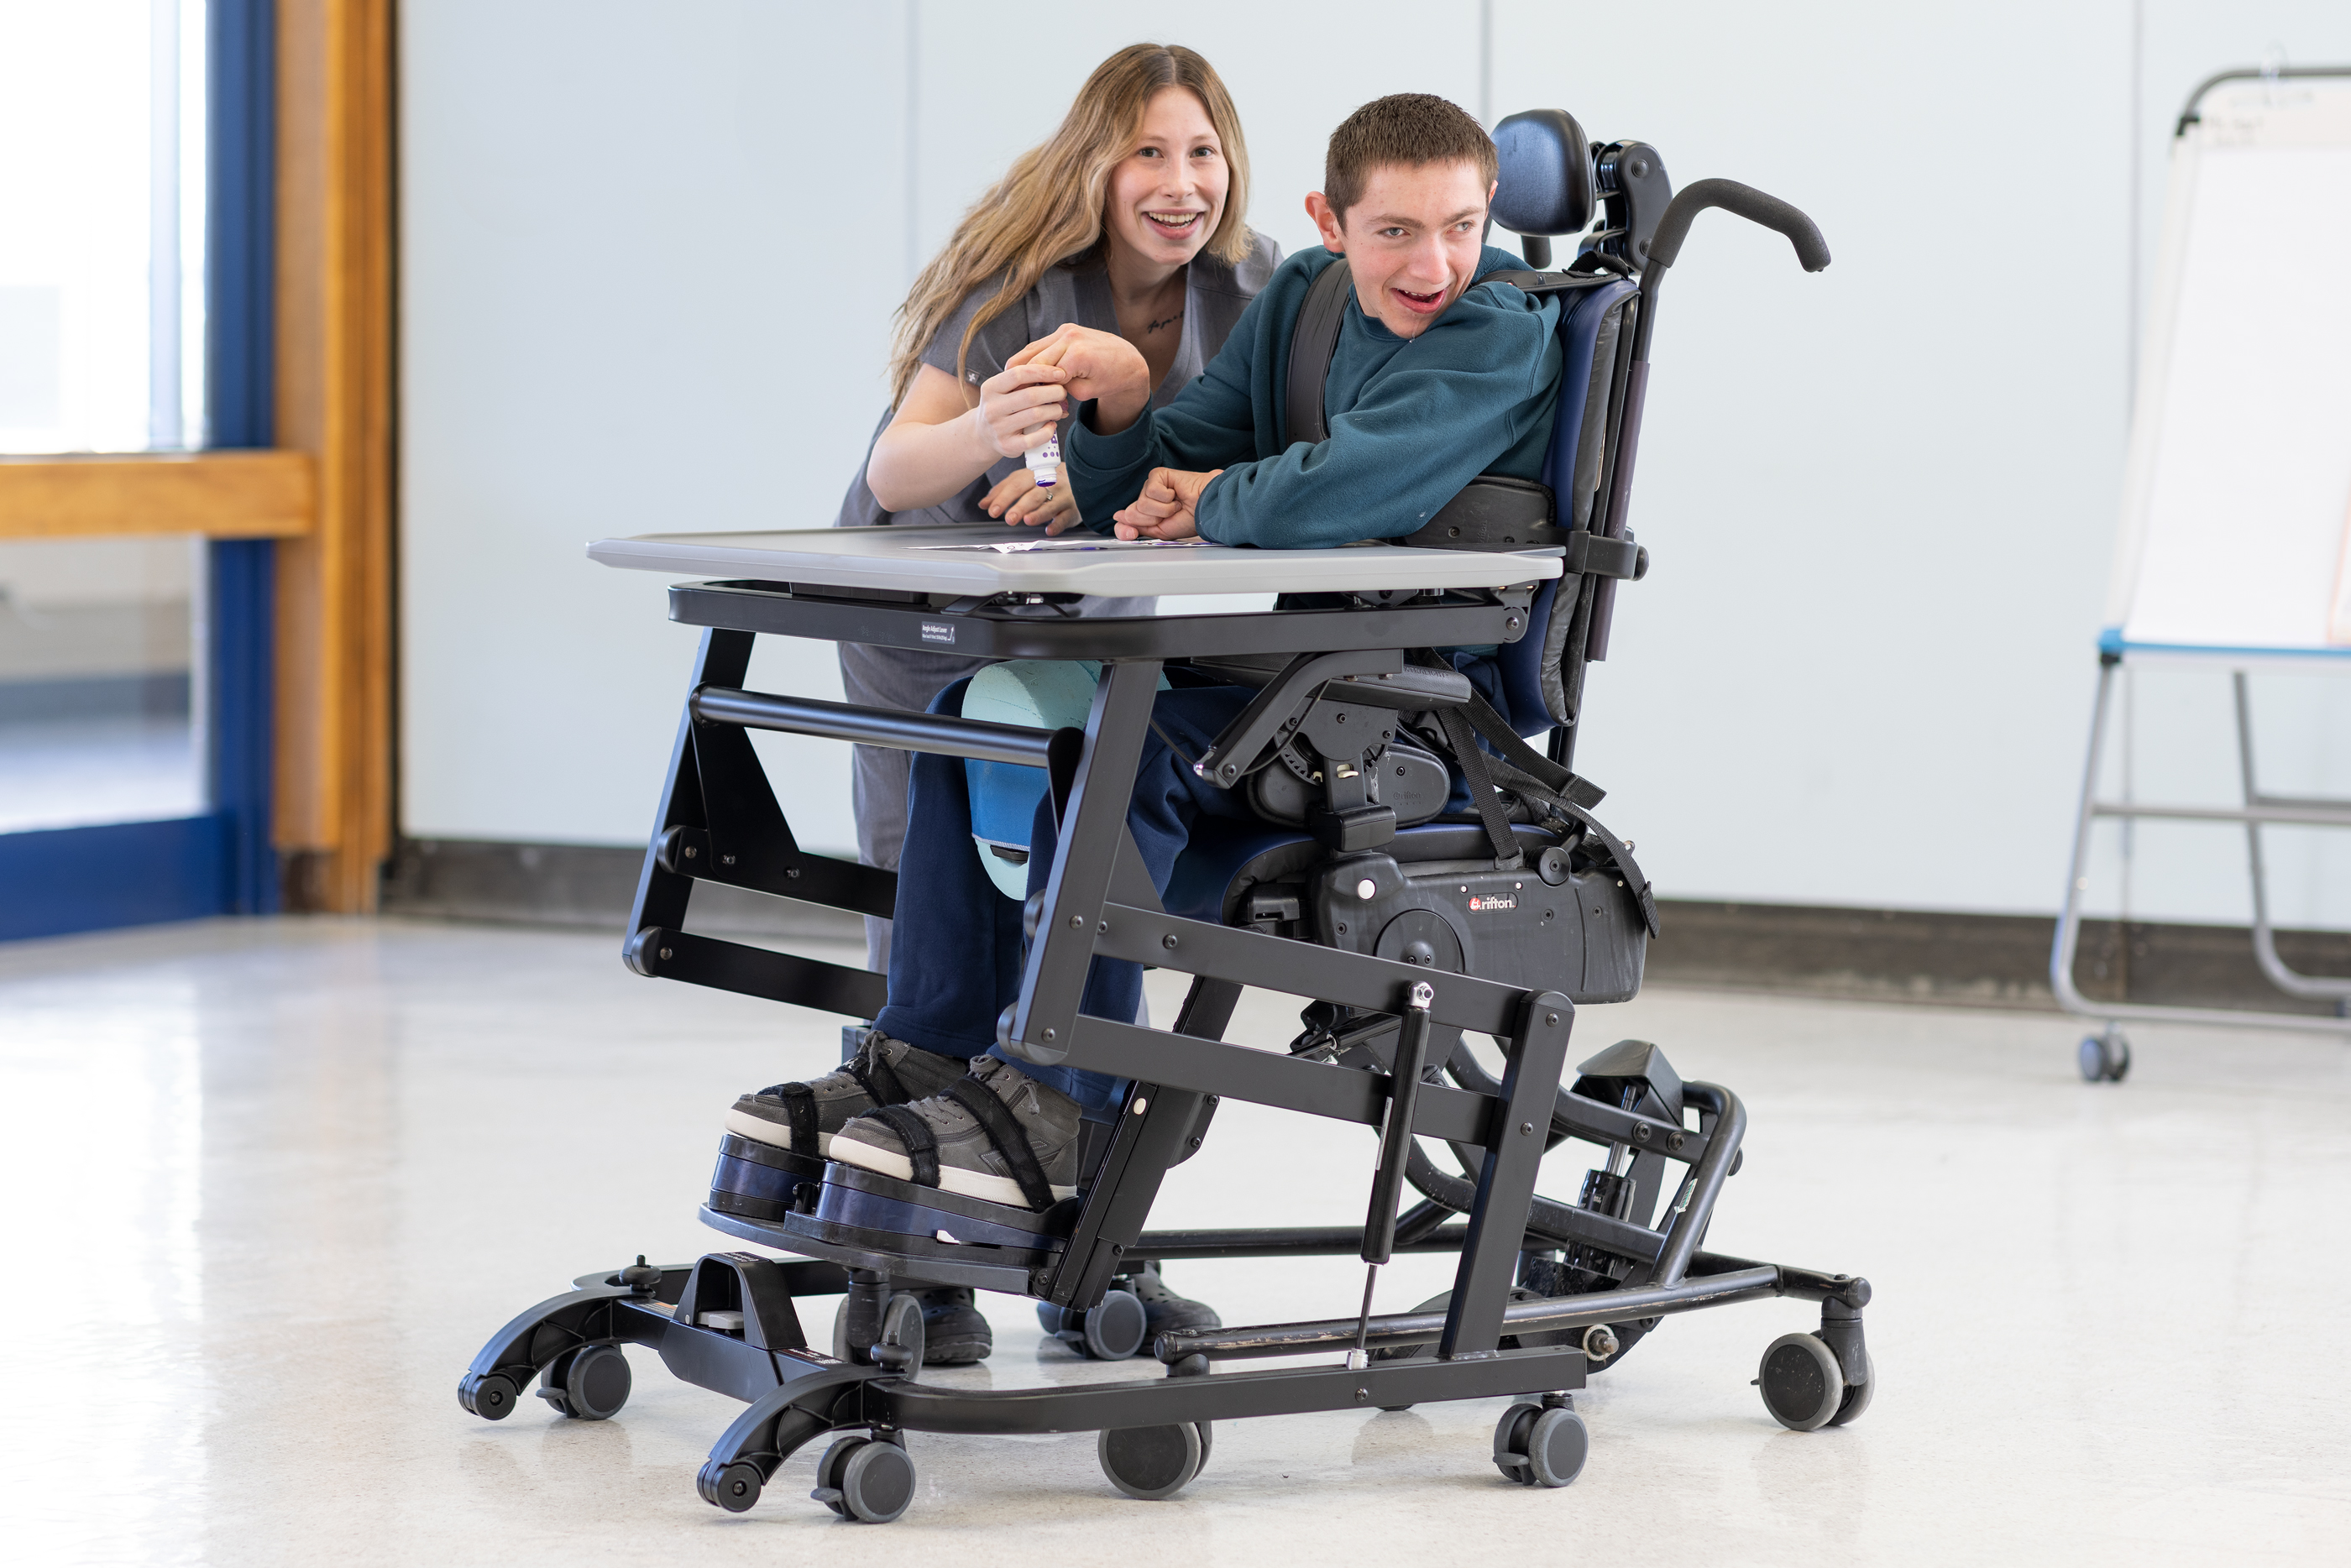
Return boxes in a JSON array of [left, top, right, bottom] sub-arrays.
[[1102, 86, 1228, 272]]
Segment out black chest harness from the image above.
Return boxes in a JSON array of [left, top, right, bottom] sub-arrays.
[[1281, 259, 1611, 552]]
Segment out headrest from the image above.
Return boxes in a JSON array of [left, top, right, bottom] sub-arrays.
[[1492, 109, 1594, 237]]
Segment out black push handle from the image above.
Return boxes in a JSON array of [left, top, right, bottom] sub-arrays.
[[1361, 983, 1436, 1267], [1645, 178, 1830, 273]]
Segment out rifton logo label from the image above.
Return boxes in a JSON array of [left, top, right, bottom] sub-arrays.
[[920, 622, 956, 645], [1467, 891, 1517, 912]]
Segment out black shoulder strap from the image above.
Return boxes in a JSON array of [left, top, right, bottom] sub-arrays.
[[1284, 260, 1353, 447], [1478, 268, 1616, 296]]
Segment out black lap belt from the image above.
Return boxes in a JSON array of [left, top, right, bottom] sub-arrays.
[[940, 1079, 1059, 1212], [1434, 704, 1526, 872], [1548, 798, 1659, 937], [1406, 651, 1605, 811], [1408, 662, 1657, 938], [775, 1084, 820, 1152], [867, 1105, 941, 1188]]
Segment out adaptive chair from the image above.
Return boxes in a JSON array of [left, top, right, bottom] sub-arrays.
[[462, 109, 1871, 1521]]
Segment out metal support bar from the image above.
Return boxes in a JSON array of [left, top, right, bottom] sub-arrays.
[[2235, 671, 2351, 1001], [873, 1346, 1588, 1435], [1004, 661, 1165, 1064], [1157, 1264, 1781, 1363], [1440, 994, 1573, 1358], [2052, 659, 2351, 1037], [691, 685, 1055, 766]]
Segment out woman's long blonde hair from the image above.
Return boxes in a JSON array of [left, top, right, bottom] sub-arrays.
[[887, 44, 1253, 406]]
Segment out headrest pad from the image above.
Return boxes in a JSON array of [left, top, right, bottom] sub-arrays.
[[1491, 109, 1594, 237]]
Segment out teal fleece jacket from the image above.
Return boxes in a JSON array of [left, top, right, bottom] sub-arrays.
[[1066, 244, 1563, 546]]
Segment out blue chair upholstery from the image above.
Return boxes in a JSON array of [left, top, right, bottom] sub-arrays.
[[1490, 277, 1637, 736]]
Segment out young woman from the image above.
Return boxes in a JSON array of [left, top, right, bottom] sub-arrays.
[[802, 43, 1274, 1365], [835, 42, 1279, 972]]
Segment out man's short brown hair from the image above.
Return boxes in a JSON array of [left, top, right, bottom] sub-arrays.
[[1323, 94, 1498, 222]]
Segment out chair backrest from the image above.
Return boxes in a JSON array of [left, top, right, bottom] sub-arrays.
[[1491, 277, 1637, 735], [1477, 107, 1664, 739]]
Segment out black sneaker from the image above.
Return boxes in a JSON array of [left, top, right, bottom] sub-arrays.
[[723, 1032, 968, 1157], [1116, 1260, 1221, 1335], [916, 1287, 993, 1364], [828, 1054, 1082, 1210]]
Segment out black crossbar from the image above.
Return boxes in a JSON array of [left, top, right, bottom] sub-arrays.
[[690, 686, 1055, 766]]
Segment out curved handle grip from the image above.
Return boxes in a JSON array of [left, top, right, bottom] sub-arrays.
[[1646, 178, 1830, 272]]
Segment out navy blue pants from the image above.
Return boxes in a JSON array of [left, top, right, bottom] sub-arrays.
[[870, 681, 1258, 1119]]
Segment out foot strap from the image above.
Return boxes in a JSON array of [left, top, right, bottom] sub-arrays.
[[774, 1083, 819, 1152], [940, 1078, 1057, 1212], [864, 1105, 941, 1188], [842, 1044, 906, 1108]]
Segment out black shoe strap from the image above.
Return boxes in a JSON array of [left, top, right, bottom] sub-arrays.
[[774, 1083, 819, 1153], [940, 1078, 1057, 1212], [856, 1041, 907, 1106], [864, 1105, 941, 1188]]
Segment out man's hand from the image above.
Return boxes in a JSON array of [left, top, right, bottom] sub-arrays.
[[1113, 467, 1222, 541], [980, 468, 1084, 534], [1012, 325, 1152, 433]]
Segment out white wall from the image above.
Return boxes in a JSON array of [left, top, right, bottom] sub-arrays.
[[401, 0, 2351, 928]]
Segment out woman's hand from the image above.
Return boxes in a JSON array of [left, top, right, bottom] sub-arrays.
[[1113, 467, 1222, 540], [973, 362, 1071, 462], [1013, 326, 1153, 433], [981, 468, 1084, 533]]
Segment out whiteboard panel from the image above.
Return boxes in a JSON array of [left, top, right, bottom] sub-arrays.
[[2117, 79, 2351, 653]]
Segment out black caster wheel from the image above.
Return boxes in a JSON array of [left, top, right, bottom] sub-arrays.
[[1758, 1332, 1846, 1431], [2077, 1027, 2131, 1083], [537, 1344, 631, 1420], [1098, 1423, 1202, 1500], [1493, 1402, 1587, 1487], [817, 1438, 915, 1523], [1040, 1288, 1148, 1360], [699, 1459, 764, 1513], [1827, 1353, 1876, 1427], [835, 1292, 927, 1374], [811, 1437, 863, 1517], [458, 1370, 520, 1421], [1193, 1420, 1213, 1477]]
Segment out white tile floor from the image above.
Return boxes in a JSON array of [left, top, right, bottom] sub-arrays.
[[3, 916, 2347, 1566]]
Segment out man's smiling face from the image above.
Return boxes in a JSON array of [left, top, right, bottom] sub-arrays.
[[1306, 160, 1495, 339]]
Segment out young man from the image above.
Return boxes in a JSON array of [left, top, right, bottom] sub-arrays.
[[721, 94, 1564, 1356]]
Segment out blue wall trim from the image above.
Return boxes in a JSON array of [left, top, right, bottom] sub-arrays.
[[206, 0, 280, 916], [0, 817, 233, 943]]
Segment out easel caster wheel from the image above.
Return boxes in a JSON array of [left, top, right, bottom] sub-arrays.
[[1758, 1332, 1846, 1430], [812, 1437, 915, 1523], [1099, 1423, 1202, 1500], [537, 1344, 631, 1419], [1828, 1354, 1876, 1427], [1493, 1403, 1587, 1487], [2077, 1028, 2131, 1083], [458, 1371, 520, 1421], [699, 1459, 763, 1513]]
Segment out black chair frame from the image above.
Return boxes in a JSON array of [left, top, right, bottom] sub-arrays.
[[460, 134, 1867, 1518]]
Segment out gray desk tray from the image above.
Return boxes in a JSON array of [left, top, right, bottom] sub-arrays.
[[587, 524, 1563, 599]]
